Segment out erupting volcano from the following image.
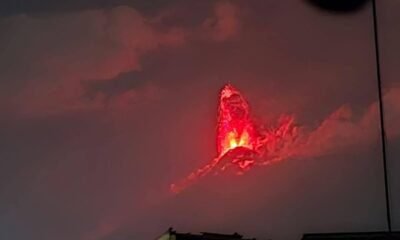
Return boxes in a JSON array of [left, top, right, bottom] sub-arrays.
[[171, 84, 297, 193], [217, 85, 257, 156]]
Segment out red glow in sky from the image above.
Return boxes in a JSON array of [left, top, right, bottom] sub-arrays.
[[171, 84, 297, 193]]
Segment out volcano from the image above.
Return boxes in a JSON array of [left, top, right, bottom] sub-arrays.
[[170, 84, 297, 193]]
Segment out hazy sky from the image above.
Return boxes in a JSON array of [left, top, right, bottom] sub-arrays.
[[0, 1, 399, 240]]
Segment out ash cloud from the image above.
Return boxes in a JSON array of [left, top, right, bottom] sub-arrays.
[[202, 1, 241, 42], [0, 5, 185, 115], [296, 87, 400, 159], [0, 1, 241, 116]]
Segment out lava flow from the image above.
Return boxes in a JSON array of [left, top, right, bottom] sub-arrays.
[[170, 84, 297, 193]]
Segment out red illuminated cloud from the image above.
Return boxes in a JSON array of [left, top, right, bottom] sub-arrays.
[[298, 86, 400, 158], [202, 1, 241, 41], [2, 2, 242, 116], [3, 6, 185, 115]]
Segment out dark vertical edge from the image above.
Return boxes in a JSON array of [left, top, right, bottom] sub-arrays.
[[371, 0, 392, 232]]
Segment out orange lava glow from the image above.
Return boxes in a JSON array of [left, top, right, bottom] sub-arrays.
[[217, 84, 257, 157], [170, 84, 297, 193]]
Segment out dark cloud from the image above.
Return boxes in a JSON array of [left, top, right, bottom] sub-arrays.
[[0, 0, 178, 16], [83, 71, 150, 100]]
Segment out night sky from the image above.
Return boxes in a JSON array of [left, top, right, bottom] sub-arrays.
[[0, 1, 399, 240]]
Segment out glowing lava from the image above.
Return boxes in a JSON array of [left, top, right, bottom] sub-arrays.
[[217, 84, 257, 157], [170, 84, 297, 193]]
